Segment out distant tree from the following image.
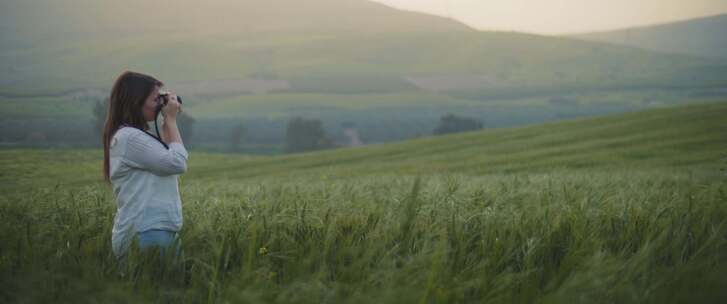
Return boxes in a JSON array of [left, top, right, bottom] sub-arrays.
[[92, 98, 109, 143], [548, 96, 579, 106], [175, 111, 195, 145], [26, 131, 47, 143], [230, 123, 246, 151], [285, 117, 332, 153], [433, 113, 483, 135]]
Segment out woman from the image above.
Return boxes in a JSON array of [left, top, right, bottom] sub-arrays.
[[102, 71, 188, 262]]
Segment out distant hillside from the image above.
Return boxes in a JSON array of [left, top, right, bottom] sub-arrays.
[[1, 0, 724, 96], [569, 14, 727, 58], [0, 0, 471, 47], [0, 28, 716, 97]]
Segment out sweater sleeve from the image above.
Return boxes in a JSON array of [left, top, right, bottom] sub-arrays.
[[122, 130, 189, 176]]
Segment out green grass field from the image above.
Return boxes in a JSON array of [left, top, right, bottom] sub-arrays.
[[1, 101, 726, 303]]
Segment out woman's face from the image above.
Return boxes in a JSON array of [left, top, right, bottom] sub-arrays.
[[141, 86, 161, 122]]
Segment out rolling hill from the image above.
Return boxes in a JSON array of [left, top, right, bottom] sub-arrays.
[[569, 14, 727, 59], [3, 100, 724, 190], [0, 0, 471, 49], [2, 1, 727, 152], [185, 100, 727, 180]]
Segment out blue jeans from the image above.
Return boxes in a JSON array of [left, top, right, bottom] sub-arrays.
[[137, 229, 181, 259], [115, 230, 182, 276]]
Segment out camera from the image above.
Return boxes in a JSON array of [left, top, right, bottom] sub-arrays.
[[155, 91, 183, 114], [150, 91, 184, 147]]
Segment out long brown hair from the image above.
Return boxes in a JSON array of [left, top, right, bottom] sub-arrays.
[[103, 71, 163, 184]]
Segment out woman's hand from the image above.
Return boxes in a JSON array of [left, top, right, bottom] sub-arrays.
[[161, 93, 181, 120]]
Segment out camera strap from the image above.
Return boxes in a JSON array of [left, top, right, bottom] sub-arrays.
[[153, 109, 168, 150], [121, 123, 169, 150]]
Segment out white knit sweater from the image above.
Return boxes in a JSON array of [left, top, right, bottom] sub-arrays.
[[109, 126, 189, 258]]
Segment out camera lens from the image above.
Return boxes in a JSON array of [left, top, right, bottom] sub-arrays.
[[156, 92, 182, 105]]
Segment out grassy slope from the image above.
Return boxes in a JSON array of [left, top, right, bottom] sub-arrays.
[[1, 101, 726, 303], [183, 100, 727, 183], [2, 100, 725, 191]]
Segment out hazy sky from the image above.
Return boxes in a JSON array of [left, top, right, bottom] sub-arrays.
[[372, 0, 727, 35]]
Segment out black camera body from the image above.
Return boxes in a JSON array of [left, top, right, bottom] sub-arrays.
[[155, 92, 183, 115], [150, 91, 185, 149]]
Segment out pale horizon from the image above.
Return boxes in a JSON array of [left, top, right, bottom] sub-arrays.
[[371, 0, 727, 35]]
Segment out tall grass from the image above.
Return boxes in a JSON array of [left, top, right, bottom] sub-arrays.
[[2, 102, 725, 302], [1, 171, 725, 303]]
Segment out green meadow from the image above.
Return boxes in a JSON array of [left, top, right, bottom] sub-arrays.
[[1, 101, 726, 303]]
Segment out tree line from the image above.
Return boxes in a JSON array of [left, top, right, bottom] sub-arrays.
[[0, 98, 484, 153], [92, 98, 484, 153]]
